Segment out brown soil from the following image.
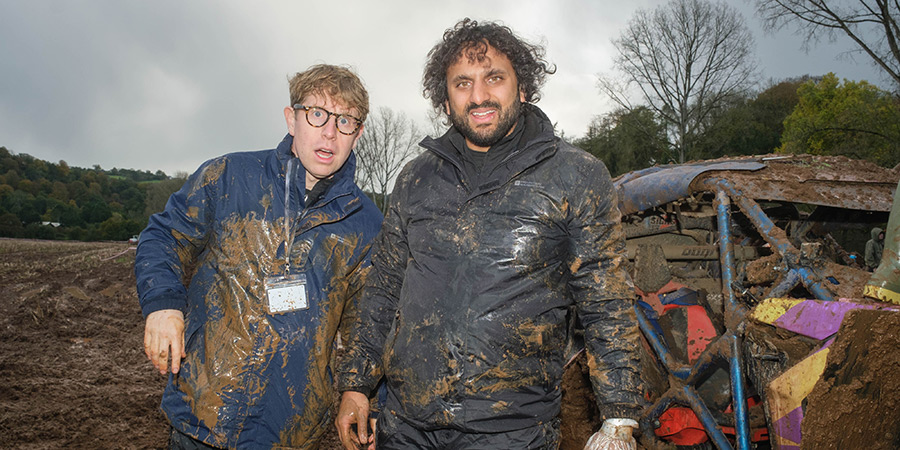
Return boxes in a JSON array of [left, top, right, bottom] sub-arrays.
[[0, 239, 167, 449], [801, 308, 900, 449], [0, 238, 602, 449]]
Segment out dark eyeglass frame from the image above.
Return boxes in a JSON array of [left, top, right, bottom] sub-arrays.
[[292, 104, 362, 135]]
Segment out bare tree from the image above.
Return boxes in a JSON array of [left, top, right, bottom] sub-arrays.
[[599, 0, 758, 163], [354, 107, 423, 213], [753, 0, 900, 89]]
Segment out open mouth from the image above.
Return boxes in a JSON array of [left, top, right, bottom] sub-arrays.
[[470, 109, 496, 122], [315, 149, 334, 161]]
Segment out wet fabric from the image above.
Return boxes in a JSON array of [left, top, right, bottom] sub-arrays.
[[376, 406, 560, 449], [338, 105, 644, 434], [866, 227, 885, 270], [135, 134, 382, 449], [169, 428, 222, 450]]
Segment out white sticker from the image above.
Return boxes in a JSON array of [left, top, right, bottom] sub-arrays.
[[265, 275, 309, 314]]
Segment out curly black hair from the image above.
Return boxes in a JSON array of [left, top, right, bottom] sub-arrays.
[[423, 18, 556, 113]]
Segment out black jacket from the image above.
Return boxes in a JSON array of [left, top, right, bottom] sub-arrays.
[[338, 105, 643, 432]]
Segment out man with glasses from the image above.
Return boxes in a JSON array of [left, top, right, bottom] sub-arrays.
[[135, 64, 382, 449], [335, 19, 645, 449]]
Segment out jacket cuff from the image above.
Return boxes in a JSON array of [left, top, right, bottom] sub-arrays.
[[336, 379, 376, 397], [598, 403, 644, 423], [140, 292, 188, 318]]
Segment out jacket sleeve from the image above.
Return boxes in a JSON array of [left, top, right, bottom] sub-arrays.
[[567, 152, 645, 421], [134, 159, 221, 317], [338, 244, 374, 346], [336, 166, 411, 395]]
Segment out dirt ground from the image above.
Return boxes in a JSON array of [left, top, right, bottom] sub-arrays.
[[801, 309, 900, 449], [0, 238, 599, 449], [10, 238, 895, 450]]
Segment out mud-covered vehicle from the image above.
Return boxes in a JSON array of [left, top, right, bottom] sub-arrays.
[[561, 154, 900, 450]]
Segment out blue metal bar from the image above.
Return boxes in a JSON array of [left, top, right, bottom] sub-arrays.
[[683, 385, 734, 450], [715, 190, 738, 313], [714, 188, 750, 449], [767, 268, 801, 298], [796, 266, 836, 301], [706, 177, 836, 302], [634, 304, 691, 379], [728, 334, 751, 450]]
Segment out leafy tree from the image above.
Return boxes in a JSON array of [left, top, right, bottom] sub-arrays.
[[0, 147, 183, 240], [778, 73, 900, 167], [4, 170, 20, 188], [99, 213, 142, 241], [696, 78, 807, 157], [0, 213, 23, 238], [49, 181, 69, 202], [142, 175, 188, 218], [753, 0, 900, 90], [81, 195, 112, 224], [2, 190, 40, 224], [599, 0, 758, 163], [0, 184, 13, 200], [574, 106, 669, 176]]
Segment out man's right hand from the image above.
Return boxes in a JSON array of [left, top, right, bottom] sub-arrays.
[[143, 309, 185, 375], [336, 390, 374, 450]]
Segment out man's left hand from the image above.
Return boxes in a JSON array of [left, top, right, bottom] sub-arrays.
[[336, 391, 375, 450]]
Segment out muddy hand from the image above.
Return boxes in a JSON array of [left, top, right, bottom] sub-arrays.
[[336, 391, 373, 449], [143, 309, 185, 375]]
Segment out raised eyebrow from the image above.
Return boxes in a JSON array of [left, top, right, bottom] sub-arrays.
[[450, 73, 474, 84], [486, 68, 508, 78]]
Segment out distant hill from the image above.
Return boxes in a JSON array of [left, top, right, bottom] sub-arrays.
[[0, 146, 186, 241]]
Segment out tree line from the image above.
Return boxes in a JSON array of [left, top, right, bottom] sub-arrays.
[[0, 147, 186, 241], [5, 1, 899, 238], [579, 0, 900, 177]]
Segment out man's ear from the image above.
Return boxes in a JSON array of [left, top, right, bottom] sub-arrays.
[[284, 106, 296, 136], [444, 100, 450, 117], [519, 88, 526, 103]]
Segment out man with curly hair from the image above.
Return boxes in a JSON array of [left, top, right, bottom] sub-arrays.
[[336, 19, 644, 449]]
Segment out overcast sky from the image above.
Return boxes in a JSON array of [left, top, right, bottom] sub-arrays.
[[0, 0, 890, 176]]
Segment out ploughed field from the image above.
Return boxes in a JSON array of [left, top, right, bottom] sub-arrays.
[[0, 238, 603, 449]]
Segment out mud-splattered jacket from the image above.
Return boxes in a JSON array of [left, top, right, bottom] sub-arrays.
[[337, 105, 644, 432], [135, 134, 382, 449]]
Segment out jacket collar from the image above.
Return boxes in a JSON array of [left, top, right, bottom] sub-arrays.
[[274, 133, 362, 216], [420, 104, 558, 197]]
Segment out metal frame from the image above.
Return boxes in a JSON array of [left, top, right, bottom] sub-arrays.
[[637, 177, 840, 449]]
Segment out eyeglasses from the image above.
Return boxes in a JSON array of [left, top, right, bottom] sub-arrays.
[[293, 104, 362, 135]]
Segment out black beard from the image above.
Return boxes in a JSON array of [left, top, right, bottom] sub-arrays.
[[450, 97, 522, 149]]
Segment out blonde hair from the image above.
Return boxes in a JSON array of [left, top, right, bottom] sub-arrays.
[[288, 64, 369, 122]]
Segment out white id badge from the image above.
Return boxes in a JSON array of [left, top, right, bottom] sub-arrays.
[[265, 274, 309, 314]]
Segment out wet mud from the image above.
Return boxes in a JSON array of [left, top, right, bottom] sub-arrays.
[[0, 238, 615, 449], [801, 309, 900, 449]]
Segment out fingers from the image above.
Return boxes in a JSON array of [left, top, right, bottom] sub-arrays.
[[336, 413, 353, 448], [169, 328, 184, 374], [143, 309, 185, 375], [336, 391, 372, 450], [336, 408, 361, 449], [367, 417, 377, 450], [355, 410, 369, 447]]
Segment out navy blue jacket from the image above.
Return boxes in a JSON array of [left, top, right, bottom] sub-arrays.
[[135, 134, 382, 449]]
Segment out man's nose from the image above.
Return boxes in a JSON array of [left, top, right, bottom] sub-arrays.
[[321, 115, 338, 138], [470, 80, 490, 104]]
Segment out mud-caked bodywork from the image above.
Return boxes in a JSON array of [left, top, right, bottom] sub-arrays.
[[608, 154, 899, 449]]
